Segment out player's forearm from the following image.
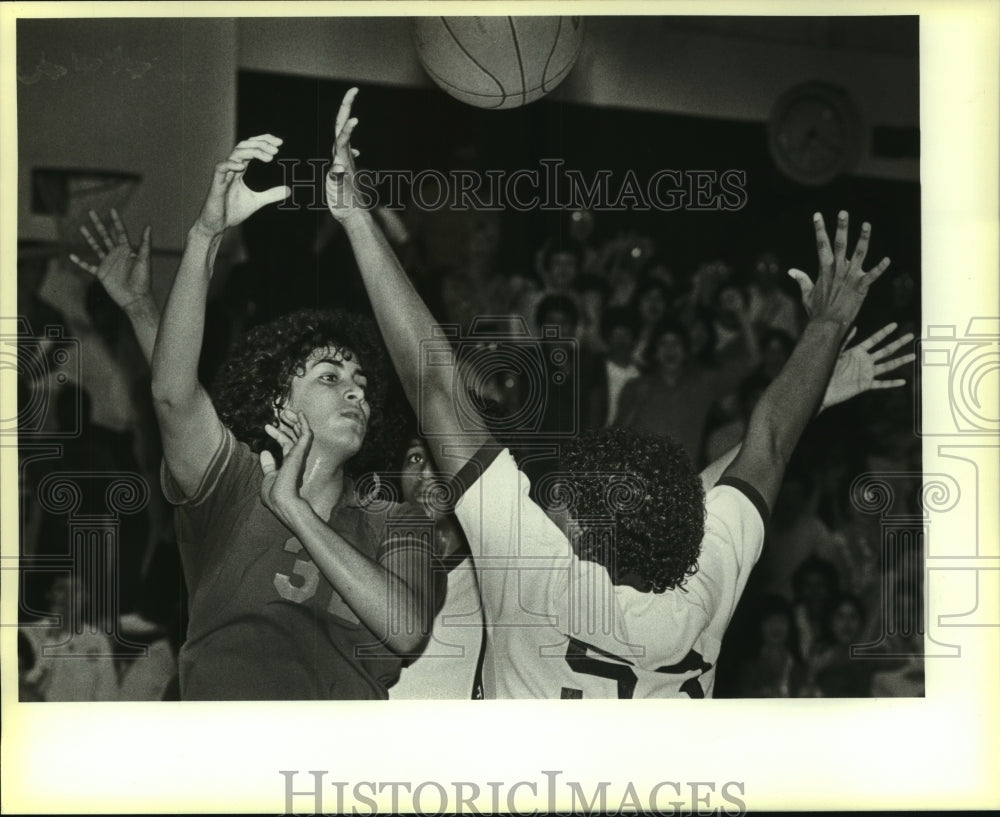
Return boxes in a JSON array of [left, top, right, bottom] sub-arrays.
[[340, 211, 447, 400], [285, 501, 431, 654], [122, 297, 160, 366], [747, 317, 846, 465], [150, 226, 221, 407]]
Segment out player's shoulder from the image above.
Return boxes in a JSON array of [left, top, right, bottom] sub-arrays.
[[451, 441, 516, 498], [708, 477, 769, 529]]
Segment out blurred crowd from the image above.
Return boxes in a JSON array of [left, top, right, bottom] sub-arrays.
[[16, 201, 922, 700]]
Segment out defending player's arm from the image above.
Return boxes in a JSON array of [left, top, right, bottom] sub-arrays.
[[325, 89, 489, 478], [151, 137, 289, 497], [260, 413, 433, 653], [70, 209, 158, 363], [721, 211, 891, 509], [698, 320, 914, 491]]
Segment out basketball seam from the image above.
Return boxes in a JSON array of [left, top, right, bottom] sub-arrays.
[[419, 63, 507, 109], [439, 17, 507, 107], [540, 17, 562, 93], [506, 16, 527, 108], [422, 57, 577, 101]]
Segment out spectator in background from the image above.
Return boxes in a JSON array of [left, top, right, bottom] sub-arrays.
[[534, 294, 603, 434], [704, 369, 769, 464], [758, 328, 797, 382], [615, 284, 759, 469], [754, 470, 842, 601], [20, 573, 121, 701], [588, 306, 642, 428], [575, 272, 611, 354], [18, 631, 44, 702], [748, 251, 802, 339], [33, 384, 150, 616], [517, 240, 583, 334], [788, 555, 841, 663], [627, 279, 673, 368], [439, 219, 513, 334], [566, 208, 602, 277], [801, 593, 873, 698], [735, 594, 808, 698], [711, 281, 760, 366]]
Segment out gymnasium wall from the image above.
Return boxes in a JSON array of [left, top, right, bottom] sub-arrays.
[[15, 18, 237, 276], [236, 16, 919, 181]]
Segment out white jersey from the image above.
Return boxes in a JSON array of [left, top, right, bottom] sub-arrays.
[[453, 447, 765, 698], [390, 554, 485, 700]]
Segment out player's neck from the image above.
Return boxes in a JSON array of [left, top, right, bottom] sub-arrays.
[[298, 449, 349, 519]]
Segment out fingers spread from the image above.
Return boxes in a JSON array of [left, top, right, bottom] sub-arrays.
[[874, 352, 916, 375], [863, 256, 892, 289], [89, 210, 115, 252], [874, 332, 915, 360], [68, 253, 97, 275], [850, 221, 872, 269], [80, 224, 106, 259], [859, 321, 898, 351], [833, 210, 849, 265], [872, 378, 907, 390], [110, 208, 130, 246], [813, 213, 834, 270]]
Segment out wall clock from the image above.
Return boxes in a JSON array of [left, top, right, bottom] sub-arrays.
[[768, 81, 865, 185]]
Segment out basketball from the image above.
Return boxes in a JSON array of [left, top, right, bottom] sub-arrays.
[[412, 16, 584, 110]]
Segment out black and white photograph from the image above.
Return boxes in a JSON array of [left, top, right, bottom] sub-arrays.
[[2, 2, 997, 814]]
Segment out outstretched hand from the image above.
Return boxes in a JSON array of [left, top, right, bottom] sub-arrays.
[[823, 322, 915, 409], [789, 211, 891, 325], [325, 87, 367, 222], [70, 209, 153, 313], [259, 410, 312, 527], [195, 135, 290, 237]]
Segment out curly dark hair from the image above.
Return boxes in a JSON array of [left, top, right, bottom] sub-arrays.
[[212, 307, 393, 477], [554, 427, 705, 593]]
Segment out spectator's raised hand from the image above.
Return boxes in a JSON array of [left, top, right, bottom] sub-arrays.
[[70, 209, 153, 314], [194, 135, 290, 237]]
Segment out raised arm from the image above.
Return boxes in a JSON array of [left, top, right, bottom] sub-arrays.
[[698, 320, 914, 491], [325, 90, 489, 476], [71, 209, 158, 362], [151, 136, 289, 496], [722, 211, 890, 509]]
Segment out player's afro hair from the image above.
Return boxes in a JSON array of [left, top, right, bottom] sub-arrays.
[[212, 307, 391, 477], [554, 427, 705, 593]]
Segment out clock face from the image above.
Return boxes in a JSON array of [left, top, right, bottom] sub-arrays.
[[768, 83, 863, 185]]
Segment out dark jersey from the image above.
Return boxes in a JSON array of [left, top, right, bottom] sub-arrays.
[[162, 424, 433, 700]]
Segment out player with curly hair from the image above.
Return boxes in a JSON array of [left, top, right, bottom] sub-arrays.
[[321, 88, 913, 698], [96, 134, 439, 700]]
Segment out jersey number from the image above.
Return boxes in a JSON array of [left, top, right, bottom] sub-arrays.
[[564, 637, 712, 699]]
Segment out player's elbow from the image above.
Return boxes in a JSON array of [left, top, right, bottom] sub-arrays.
[[385, 616, 432, 655]]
